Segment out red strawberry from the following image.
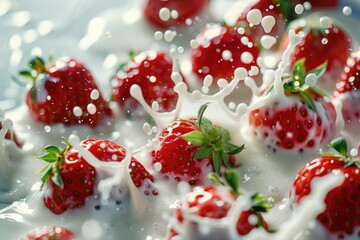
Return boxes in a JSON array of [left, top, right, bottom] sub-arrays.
[[112, 51, 185, 117], [280, 16, 351, 93], [191, 24, 259, 81], [39, 138, 154, 214], [20, 226, 74, 240], [291, 137, 360, 237], [228, 0, 287, 45], [166, 170, 271, 239], [19, 56, 112, 127], [249, 59, 337, 152], [333, 50, 360, 123], [144, 0, 208, 28], [152, 104, 244, 185], [291, 0, 338, 8]]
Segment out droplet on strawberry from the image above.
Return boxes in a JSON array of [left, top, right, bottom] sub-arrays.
[[144, 0, 208, 28], [39, 138, 154, 214], [112, 51, 186, 118], [191, 24, 260, 82], [333, 49, 360, 123], [18, 56, 112, 127], [291, 137, 360, 236]]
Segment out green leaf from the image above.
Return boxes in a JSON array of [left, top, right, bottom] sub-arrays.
[[197, 103, 210, 129], [40, 168, 52, 190], [309, 86, 328, 98], [36, 164, 51, 176], [308, 61, 327, 78], [38, 153, 57, 163], [221, 151, 233, 169], [194, 145, 213, 159], [19, 70, 34, 81], [251, 193, 273, 212], [299, 91, 317, 112], [329, 137, 348, 157], [212, 151, 222, 174], [29, 56, 46, 73], [218, 127, 231, 142], [207, 128, 221, 144], [182, 131, 205, 146], [224, 169, 240, 196], [208, 172, 225, 186], [226, 143, 245, 155], [44, 145, 60, 154]]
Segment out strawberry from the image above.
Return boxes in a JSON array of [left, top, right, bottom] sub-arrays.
[[291, 0, 338, 8], [20, 226, 74, 240], [333, 50, 360, 123], [39, 138, 154, 214], [112, 51, 185, 117], [0, 119, 22, 147], [280, 16, 351, 93], [191, 24, 259, 81], [18, 56, 112, 127], [151, 103, 244, 185], [166, 170, 271, 239], [228, 0, 289, 45], [249, 59, 337, 152], [144, 0, 208, 28], [291, 137, 360, 237]]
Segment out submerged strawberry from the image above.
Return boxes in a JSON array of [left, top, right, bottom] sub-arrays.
[[166, 170, 271, 239], [144, 0, 208, 28], [191, 24, 259, 81], [249, 59, 337, 152], [280, 16, 351, 93], [112, 51, 184, 117], [39, 138, 154, 214], [19, 56, 112, 127], [152, 103, 244, 185], [291, 137, 360, 237], [333, 49, 360, 123], [20, 226, 75, 240]]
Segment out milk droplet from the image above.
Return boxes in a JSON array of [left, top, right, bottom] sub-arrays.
[[249, 66, 260, 76], [143, 123, 151, 134], [319, 16, 332, 28], [81, 220, 103, 240], [159, 8, 171, 21], [164, 30, 176, 42], [303, 2, 312, 10], [154, 31, 163, 40], [171, 10, 179, 19], [295, 4, 304, 15], [190, 39, 198, 49], [87, 103, 97, 115], [152, 101, 160, 112], [260, 35, 277, 49], [241, 36, 249, 45], [44, 125, 51, 133], [217, 78, 228, 88], [247, 9, 262, 25], [305, 73, 317, 87], [350, 148, 358, 157], [149, 76, 157, 83], [154, 162, 162, 172], [204, 75, 213, 87], [321, 38, 328, 45], [73, 106, 83, 117], [241, 52, 253, 64], [343, 6, 352, 16], [237, 27, 245, 35], [261, 15, 276, 33], [234, 67, 248, 80], [222, 50, 232, 61], [248, 214, 259, 225], [90, 89, 100, 100]]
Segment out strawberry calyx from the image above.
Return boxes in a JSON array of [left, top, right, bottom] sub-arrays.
[[209, 170, 273, 229], [182, 103, 244, 175], [37, 138, 71, 190], [18, 56, 48, 82], [268, 58, 327, 112], [322, 137, 360, 168]]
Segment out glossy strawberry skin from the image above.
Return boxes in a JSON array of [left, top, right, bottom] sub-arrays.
[[249, 92, 336, 152], [20, 226, 74, 240], [112, 51, 183, 115], [167, 185, 268, 239], [44, 138, 154, 214], [26, 57, 112, 127], [333, 50, 360, 122], [191, 24, 259, 81], [282, 22, 351, 91], [234, 0, 285, 43], [152, 119, 213, 185], [291, 157, 360, 236], [144, 0, 208, 28]]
